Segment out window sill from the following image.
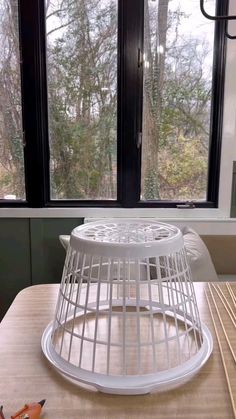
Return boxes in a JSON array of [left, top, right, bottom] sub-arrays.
[[0, 207, 235, 234]]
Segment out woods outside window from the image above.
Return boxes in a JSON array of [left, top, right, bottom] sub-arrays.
[[0, 0, 227, 208]]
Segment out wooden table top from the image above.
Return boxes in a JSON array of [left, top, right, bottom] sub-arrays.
[[0, 282, 235, 419]]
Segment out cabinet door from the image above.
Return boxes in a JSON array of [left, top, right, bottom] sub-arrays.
[[0, 218, 31, 319], [30, 218, 83, 285]]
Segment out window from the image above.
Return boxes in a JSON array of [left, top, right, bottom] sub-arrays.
[[0, 0, 25, 201], [0, 0, 227, 208], [46, 0, 118, 200], [142, 0, 216, 202]]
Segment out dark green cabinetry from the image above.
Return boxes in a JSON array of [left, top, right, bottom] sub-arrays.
[[0, 219, 31, 318], [0, 218, 83, 319]]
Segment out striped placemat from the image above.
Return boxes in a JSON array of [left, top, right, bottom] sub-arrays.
[[205, 283, 236, 418]]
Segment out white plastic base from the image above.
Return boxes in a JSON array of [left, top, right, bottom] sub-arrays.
[[42, 321, 213, 395]]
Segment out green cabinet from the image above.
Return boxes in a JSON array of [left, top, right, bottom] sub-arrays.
[[30, 218, 83, 284], [0, 218, 83, 319], [0, 218, 31, 319]]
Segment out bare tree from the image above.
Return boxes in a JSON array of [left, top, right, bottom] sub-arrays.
[[142, 0, 169, 199], [0, 0, 24, 198]]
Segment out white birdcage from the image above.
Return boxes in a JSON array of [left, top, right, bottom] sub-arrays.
[[42, 219, 212, 395]]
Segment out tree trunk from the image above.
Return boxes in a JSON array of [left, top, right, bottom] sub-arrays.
[[143, 0, 169, 199]]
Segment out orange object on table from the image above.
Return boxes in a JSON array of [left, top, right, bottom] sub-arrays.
[[11, 400, 45, 419], [0, 406, 5, 419]]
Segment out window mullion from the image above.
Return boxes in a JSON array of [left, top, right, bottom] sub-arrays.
[[18, 0, 50, 207], [117, 0, 144, 208], [207, 0, 228, 205]]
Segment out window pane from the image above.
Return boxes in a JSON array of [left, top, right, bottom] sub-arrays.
[[0, 0, 25, 200], [46, 0, 117, 200], [141, 0, 215, 201]]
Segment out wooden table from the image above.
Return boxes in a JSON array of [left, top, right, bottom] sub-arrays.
[[0, 282, 235, 418]]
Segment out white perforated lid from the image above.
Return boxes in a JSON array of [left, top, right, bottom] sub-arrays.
[[70, 219, 183, 258]]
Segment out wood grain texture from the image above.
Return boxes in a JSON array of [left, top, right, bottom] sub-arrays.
[[0, 283, 235, 419]]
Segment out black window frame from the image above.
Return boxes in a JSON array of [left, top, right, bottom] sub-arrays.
[[0, 0, 228, 208]]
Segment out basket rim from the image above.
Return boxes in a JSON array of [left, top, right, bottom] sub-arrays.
[[41, 320, 213, 395]]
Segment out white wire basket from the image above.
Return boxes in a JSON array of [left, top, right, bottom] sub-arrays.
[[42, 219, 213, 395]]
